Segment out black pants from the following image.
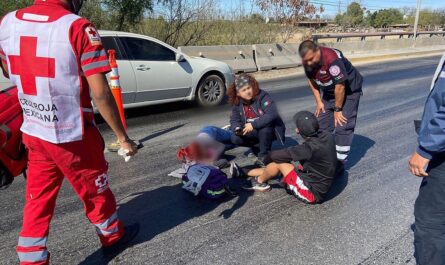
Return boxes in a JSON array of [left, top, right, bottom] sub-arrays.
[[231, 126, 275, 158], [414, 156, 445, 265], [318, 91, 361, 163]]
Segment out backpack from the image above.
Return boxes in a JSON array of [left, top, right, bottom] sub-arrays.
[[182, 164, 229, 200], [0, 86, 27, 189]]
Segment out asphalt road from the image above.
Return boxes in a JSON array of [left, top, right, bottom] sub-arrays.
[[1, 55, 441, 265]]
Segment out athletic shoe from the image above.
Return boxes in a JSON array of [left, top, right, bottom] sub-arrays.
[[229, 161, 244, 179], [102, 223, 140, 257], [242, 176, 271, 191], [254, 158, 266, 168]]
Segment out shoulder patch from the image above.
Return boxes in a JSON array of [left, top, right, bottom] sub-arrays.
[[85, 26, 102, 46], [329, 65, 341, 76], [263, 101, 271, 107]]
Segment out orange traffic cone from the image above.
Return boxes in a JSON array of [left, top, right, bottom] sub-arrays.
[[107, 49, 127, 152], [108, 49, 127, 129]]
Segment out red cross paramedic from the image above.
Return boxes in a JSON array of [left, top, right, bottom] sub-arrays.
[[0, 0, 140, 264]]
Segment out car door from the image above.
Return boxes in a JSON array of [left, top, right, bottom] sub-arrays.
[[101, 36, 137, 104], [118, 37, 193, 103]]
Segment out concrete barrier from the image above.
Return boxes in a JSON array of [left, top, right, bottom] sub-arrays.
[[178, 45, 257, 73], [253, 43, 301, 71], [321, 36, 445, 55]]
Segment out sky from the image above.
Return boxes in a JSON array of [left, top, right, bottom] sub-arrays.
[[217, 0, 445, 18]]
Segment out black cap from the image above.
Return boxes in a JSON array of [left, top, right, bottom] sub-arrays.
[[293, 111, 319, 137]]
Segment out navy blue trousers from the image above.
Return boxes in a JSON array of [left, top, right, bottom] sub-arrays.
[[318, 91, 361, 163], [231, 126, 275, 158], [414, 156, 445, 265]]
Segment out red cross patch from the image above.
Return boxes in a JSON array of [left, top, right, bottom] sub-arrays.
[[95, 174, 110, 193], [85, 26, 102, 46]]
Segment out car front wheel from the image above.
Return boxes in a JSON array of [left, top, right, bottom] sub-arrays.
[[196, 75, 226, 107]]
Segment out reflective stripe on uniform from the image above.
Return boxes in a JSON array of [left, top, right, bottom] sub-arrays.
[[336, 145, 350, 152], [96, 226, 119, 236], [17, 250, 48, 263], [95, 212, 118, 230], [18, 236, 48, 248], [94, 212, 120, 236], [337, 153, 348, 160], [82, 60, 109, 72], [81, 50, 107, 62]]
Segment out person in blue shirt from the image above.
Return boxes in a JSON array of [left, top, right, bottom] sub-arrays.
[[409, 54, 445, 265]]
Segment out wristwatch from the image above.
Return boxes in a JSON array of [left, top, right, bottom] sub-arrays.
[[333, 106, 343, 112]]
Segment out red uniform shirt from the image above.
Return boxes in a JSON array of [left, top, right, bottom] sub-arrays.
[[0, 0, 111, 108]]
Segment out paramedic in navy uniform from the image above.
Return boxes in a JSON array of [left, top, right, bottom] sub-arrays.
[[299, 40, 363, 174]]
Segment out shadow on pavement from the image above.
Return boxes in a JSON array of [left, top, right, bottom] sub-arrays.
[[346, 134, 375, 170], [324, 171, 349, 203], [138, 123, 186, 145], [79, 182, 251, 264]]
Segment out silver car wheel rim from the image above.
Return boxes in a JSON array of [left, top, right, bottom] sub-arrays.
[[202, 79, 222, 103]]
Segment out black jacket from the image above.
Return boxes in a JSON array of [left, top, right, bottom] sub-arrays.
[[230, 90, 286, 145], [267, 131, 337, 202]]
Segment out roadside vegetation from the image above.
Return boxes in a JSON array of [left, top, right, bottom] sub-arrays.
[[1, 0, 444, 47]]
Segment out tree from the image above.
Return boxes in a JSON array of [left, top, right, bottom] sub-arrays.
[[346, 2, 364, 26], [372, 8, 403, 28], [255, 0, 319, 43], [0, 0, 33, 17], [405, 9, 445, 30], [80, 0, 110, 30], [103, 0, 153, 31], [335, 2, 364, 28], [142, 0, 217, 47]]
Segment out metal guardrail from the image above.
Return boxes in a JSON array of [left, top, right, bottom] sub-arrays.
[[313, 31, 445, 42]]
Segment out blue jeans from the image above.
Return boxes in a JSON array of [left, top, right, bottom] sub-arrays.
[[414, 155, 445, 265], [200, 126, 234, 149]]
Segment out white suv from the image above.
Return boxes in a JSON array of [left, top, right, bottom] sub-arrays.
[[0, 31, 235, 107]]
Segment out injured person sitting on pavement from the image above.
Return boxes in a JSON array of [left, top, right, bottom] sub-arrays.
[[241, 111, 338, 204]]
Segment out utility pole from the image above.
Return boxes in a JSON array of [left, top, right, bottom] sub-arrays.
[[338, 0, 341, 14], [413, 0, 421, 41]]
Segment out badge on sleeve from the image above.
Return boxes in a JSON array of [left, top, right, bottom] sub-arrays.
[[85, 26, 102, 46], [263, 101, 271, 108], [329, 65, 341, 77]]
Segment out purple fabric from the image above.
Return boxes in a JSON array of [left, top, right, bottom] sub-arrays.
[[183, 164, 228, 199]]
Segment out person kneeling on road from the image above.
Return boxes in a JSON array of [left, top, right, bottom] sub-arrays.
[[228, 74, 286, 167], [242, 111, 337, 204]]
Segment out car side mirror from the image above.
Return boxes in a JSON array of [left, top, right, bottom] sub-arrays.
[[176, 53, 186, 62]]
